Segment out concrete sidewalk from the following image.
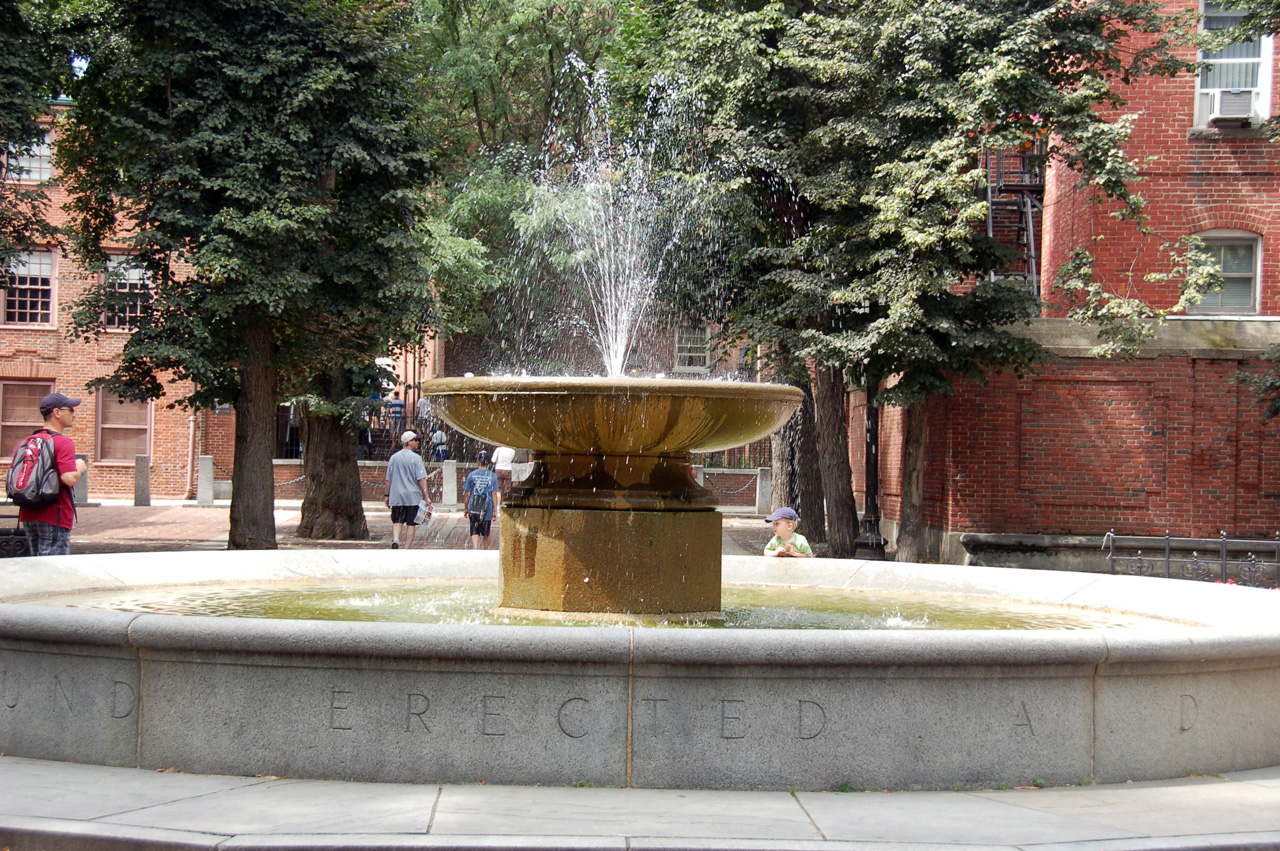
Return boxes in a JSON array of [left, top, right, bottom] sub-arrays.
[[2, 756, 1279, 850]]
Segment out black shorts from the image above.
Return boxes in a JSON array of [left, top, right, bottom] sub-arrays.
[[469, 516, 492, 538], [391, 504, 420, 525]]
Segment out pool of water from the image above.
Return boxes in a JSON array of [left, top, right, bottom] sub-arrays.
[[22, 580, 1185, 630]]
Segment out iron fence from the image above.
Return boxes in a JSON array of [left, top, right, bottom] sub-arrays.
[[1103, 529, 1280, 588]]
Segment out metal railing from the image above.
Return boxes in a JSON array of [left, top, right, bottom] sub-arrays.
[[1103, 529, 1280, 588]]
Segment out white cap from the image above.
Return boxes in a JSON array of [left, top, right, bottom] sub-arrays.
[[401, 430, 418, 444]]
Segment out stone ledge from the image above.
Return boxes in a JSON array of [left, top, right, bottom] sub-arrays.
[[1013, 317, 1278, 359]]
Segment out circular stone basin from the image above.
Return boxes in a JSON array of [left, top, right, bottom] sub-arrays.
[[2, 550, 1279, 791]]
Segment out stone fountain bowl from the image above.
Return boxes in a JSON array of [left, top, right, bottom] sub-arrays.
[[420, 376, 803, 455]]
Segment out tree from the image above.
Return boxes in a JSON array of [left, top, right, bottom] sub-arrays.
[[615, 0, 1198, 558], [58, 0, 438, 548], [0, 0, 61, 270]]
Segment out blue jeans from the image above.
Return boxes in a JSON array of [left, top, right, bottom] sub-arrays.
[[24, 521, 71, 555]]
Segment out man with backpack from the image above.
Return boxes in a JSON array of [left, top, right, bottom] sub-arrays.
[[11, 393, 87, 555], [462, 450, 499, 550]]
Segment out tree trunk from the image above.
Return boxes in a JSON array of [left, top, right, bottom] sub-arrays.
[[794, 382, 826, 544], [228, 329, 279, 550], [297, 369, 369, 540], [770, 424, 795, 512], [813, 366, 857, 557], [896, 401, 927, 563]]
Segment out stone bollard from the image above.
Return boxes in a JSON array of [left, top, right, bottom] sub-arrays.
[[197, 456, 214, 506], [755, 466, 771, 516], [442, 459, 458, 508], [73, 453, 89, 506], [693, 464, 705, 486], [134, 455, 151, 506]]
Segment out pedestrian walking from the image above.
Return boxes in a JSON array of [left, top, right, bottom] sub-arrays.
[[14, 393, 88, 556], [384, 430, 431, 549]]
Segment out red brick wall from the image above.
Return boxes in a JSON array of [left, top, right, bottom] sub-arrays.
[[1042, 0, 1280, 313], [868, 357, 1280, 540]]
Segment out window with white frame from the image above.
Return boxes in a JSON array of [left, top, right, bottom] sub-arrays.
[[103, 256, 150, 330], [2, 250, 54, 325], [1190, 232, 1259, 313], [97, 389, 151, 462], [1197, 2, 1274, 127], [0, 380, 53, 451], [4, 129, 53, 182], [673, 325, 710, 373]]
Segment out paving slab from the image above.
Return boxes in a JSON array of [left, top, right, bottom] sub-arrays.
[[969, 780, 1280, 838], [97, 777, 442, 835], [799, 789, 1135, 845], [0, 813, 229, 850], [430, 785, 822, 841], [222, 838, 628, 850], [0, 756, 265, 820]]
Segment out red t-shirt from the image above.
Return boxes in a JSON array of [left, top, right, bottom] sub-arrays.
[[17, 429, 78, 529]]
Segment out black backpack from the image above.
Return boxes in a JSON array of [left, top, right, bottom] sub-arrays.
[[6, 430, 62, 509], [467, 488, 490, 522]]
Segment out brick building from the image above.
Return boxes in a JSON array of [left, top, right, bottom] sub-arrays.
[[868, 0, 1280, 563], [0, 118, 227, 500]]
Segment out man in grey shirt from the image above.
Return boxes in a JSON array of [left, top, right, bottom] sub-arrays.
[[385, 430, 430, 549]]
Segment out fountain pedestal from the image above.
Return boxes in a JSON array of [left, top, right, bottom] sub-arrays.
[[497, 506, 722, 618], [423, 376, 802, 618], [496, 450, 722, 618]]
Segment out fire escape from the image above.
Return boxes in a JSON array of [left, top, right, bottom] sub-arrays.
[[984, 140, 1046, 291]]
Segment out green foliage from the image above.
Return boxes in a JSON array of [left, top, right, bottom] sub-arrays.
[[0, 0, 63, 269], [56, 0, 441, 407], [1243, 344, 1280, 421], [1054, 237, 1219, 360], [410, 0, 625, 373], [616, 0, 1194, 394]]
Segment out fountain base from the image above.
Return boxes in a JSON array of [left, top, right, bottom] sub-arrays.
[[499, 506, 721, 615]]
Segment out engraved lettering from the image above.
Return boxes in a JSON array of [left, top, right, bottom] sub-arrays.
[[1180, 695, 1198, 732], [558, 697, 589, 739], [482, 695, 506, 736], [1, 671, 17, 709], [330, 689, 354, 731], [111, 681, 137, 719], [720, 699, 745, 739], [640, 698, 668, 737], [406, 693, 430, 732], [1014, 701, 1035, 737], [55, 674, 73, 713], [797, 700, 825, 740]]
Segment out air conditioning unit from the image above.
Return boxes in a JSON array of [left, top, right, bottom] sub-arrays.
[[1209, 89, 1256, 126]]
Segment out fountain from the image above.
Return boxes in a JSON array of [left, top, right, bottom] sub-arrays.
[[423, 375, 802, 618], [3, 70, 1278, 798]]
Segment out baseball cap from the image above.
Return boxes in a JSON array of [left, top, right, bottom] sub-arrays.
[[40, 392, 83, 417], [401, 430, 418, 444], [765, 507, 799, 523]]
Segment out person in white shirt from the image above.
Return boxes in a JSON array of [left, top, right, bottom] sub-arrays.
[[492, 445, 516, 506]]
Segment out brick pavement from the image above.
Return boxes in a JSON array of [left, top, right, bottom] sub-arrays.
[[3, 502, 776, 555]]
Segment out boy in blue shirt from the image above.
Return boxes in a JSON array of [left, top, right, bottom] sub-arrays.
[[462, 450, 500, 550]]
